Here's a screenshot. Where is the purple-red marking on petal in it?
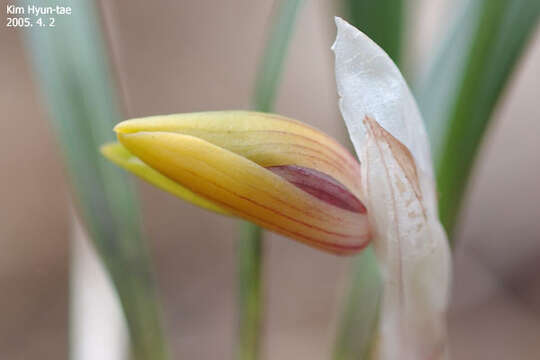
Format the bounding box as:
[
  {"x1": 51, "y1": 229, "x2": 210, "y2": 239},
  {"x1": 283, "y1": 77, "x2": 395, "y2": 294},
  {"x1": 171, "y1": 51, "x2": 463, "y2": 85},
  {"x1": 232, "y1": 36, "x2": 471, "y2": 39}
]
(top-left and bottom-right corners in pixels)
[{"x1": 267, "y1": 165, "x2": 366, "y2": 214}]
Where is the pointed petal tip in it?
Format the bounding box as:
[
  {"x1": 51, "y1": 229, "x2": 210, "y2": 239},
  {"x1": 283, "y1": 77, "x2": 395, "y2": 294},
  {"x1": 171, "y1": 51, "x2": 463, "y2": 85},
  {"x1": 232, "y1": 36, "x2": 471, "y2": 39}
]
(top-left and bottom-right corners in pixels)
[
  {"x1": 331, "y1": 16, "x2": 346, "y2": 51},
  {"x1": 332, "y1": 16, "x2": 381, "y2": 56},
  {"x1": 100, "y1": 140, "x2": 141, "y2": 168},
  {"x1": 113, "y1": 119, "x2": 141, "y2": 135},
  {"x1": 101, "y1": 139, "x2": 232, "y2": 216},
  {"x1": 113, "y1": 122, "x2": 123, "y2": 134},
  {"x1": 100, "y1": 141, "x2": 114, "y2": 154},
  {"x1": 100, "y1": 141, "x2": 123, "y2": 159},
  {"x1": 334, "y1": 16, "x2": 353, "y2": 31}
]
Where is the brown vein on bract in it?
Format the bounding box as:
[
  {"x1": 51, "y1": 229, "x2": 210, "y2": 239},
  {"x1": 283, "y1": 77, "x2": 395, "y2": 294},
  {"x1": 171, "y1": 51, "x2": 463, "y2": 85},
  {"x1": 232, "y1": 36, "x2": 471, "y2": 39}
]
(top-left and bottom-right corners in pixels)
[
  {"x1": 363, "y1": 116, "x2": 426, "y2": 220},
  {"x1": 363, "y1": 115, "x2": 405, "y2": 346}
]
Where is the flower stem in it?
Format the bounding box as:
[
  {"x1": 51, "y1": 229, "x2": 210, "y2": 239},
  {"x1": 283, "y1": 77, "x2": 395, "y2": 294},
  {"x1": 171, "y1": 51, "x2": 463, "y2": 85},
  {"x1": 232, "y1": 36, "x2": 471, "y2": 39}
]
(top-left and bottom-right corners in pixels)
[
  {"x1": 235, "y1": 1, "x2": 304, "y2": 359},
  {"x1": 236, "y1": 223, "x2": 263, "y2": 360},
  {"x1": 333, "y1": 247, "x2": 381, "y2": 360}
]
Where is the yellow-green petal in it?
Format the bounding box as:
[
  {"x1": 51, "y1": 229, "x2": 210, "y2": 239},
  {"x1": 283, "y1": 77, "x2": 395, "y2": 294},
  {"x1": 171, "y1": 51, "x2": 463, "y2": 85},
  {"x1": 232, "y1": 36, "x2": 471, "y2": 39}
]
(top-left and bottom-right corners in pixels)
[
  {"x1": 116, "y1": 130, "x2": 370, "y2": 254},
  {"x1": 114, "y1": 111, "x2": 364, "y2": 203},
  {"x1": 100, "y1": 142, "x2": 230, "y2": 215}
]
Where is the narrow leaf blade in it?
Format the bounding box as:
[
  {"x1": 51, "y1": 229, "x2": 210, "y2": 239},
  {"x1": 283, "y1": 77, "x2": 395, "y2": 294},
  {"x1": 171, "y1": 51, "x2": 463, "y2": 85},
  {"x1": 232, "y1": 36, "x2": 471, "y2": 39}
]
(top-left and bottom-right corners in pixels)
[
  {"x1": 417, "y1": 0, "x2": 540, "y2": 235},
  {"x1": 21, "y1": 1, "x2": 168, "y2": 359}
]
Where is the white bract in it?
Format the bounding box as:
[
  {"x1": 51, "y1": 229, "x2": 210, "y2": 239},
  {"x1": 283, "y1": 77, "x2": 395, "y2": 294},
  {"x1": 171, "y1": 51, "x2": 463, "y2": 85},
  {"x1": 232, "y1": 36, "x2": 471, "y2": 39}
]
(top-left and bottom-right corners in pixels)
[{"x1": 333, "y1": 17, "x2": 451, "y2": 360}]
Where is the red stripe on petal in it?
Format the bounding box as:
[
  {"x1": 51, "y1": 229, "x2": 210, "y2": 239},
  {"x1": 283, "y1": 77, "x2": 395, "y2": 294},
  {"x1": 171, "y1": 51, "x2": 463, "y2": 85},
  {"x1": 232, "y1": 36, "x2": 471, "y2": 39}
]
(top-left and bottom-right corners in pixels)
[{"x1": 267, "y1": 165, "x2": 367, "y2": 213}]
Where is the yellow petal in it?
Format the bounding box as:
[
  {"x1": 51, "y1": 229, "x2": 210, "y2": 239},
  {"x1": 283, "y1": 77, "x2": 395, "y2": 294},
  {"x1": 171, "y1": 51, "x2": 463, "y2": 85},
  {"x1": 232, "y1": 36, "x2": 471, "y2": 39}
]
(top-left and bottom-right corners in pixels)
[
  {"x1": 116, "y1": 130, "x2": 370, "y2": 254},
  {"x1": 100, "y1": 142, "x2": 230, "y2": 215},
  {"x1": 114, "y1": 111, "x2": 364, "y2": 204}
]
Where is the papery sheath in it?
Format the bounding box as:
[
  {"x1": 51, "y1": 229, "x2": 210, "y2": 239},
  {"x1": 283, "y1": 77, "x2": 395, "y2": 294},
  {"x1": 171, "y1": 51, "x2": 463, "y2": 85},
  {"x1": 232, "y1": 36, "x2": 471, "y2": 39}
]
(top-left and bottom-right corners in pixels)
[{"x1": 333, "y1": 17, "x2": 451, "y2": 360}]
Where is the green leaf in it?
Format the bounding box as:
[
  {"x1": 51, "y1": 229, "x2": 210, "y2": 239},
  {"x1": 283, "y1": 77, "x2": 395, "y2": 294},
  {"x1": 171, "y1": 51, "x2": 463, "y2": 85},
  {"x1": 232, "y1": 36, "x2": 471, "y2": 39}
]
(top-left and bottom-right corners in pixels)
[
  {"x1": 236, "y1": 223, "x2": 264, "y2": 360},
  {"x1": 417, "y1": 0, "x2": 540, "y2": 236},
  {"x1": 342, "y1": 0, "x2": 403, "y2": 63},
  {"x1": 333, "y1": 1, "x2": 403, "y2": 359},
  {"x1": 21, "y1": 1, "x2": 168, "y2": 359},
  {"x1": 252, "y1": 0, "x2": 305, "y2": 113},
  {"x1": 333, "y1": 247, "x2": 381, "y2": 360},
  {"x1": 236, "y1": 1, "x2": 304, "y2": 360}
]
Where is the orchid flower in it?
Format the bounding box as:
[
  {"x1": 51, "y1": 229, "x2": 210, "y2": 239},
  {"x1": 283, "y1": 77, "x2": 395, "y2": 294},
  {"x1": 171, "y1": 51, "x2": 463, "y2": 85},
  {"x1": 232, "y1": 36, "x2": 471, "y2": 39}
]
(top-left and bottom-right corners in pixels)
[
  {"x1": 101, "y1": 17, "x2": 450, "y2": 360},
  {"x1": 102, "y1": 111, "x2": 371, "y2": 255}
]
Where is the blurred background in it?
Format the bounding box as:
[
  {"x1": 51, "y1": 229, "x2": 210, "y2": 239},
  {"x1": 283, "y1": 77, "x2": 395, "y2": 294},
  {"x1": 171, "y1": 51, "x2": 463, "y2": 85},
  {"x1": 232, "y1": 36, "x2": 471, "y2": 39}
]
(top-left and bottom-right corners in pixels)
[{"x1": 1, "y1": 0, "x2": 539, "y2": 359}]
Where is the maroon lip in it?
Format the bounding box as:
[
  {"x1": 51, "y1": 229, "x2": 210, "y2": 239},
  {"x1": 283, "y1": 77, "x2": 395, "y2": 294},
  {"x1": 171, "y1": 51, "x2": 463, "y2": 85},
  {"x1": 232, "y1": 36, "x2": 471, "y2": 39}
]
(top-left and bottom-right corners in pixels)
[{"x1": 266, "y1": 165, "x2": 366, "y2": 214}]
